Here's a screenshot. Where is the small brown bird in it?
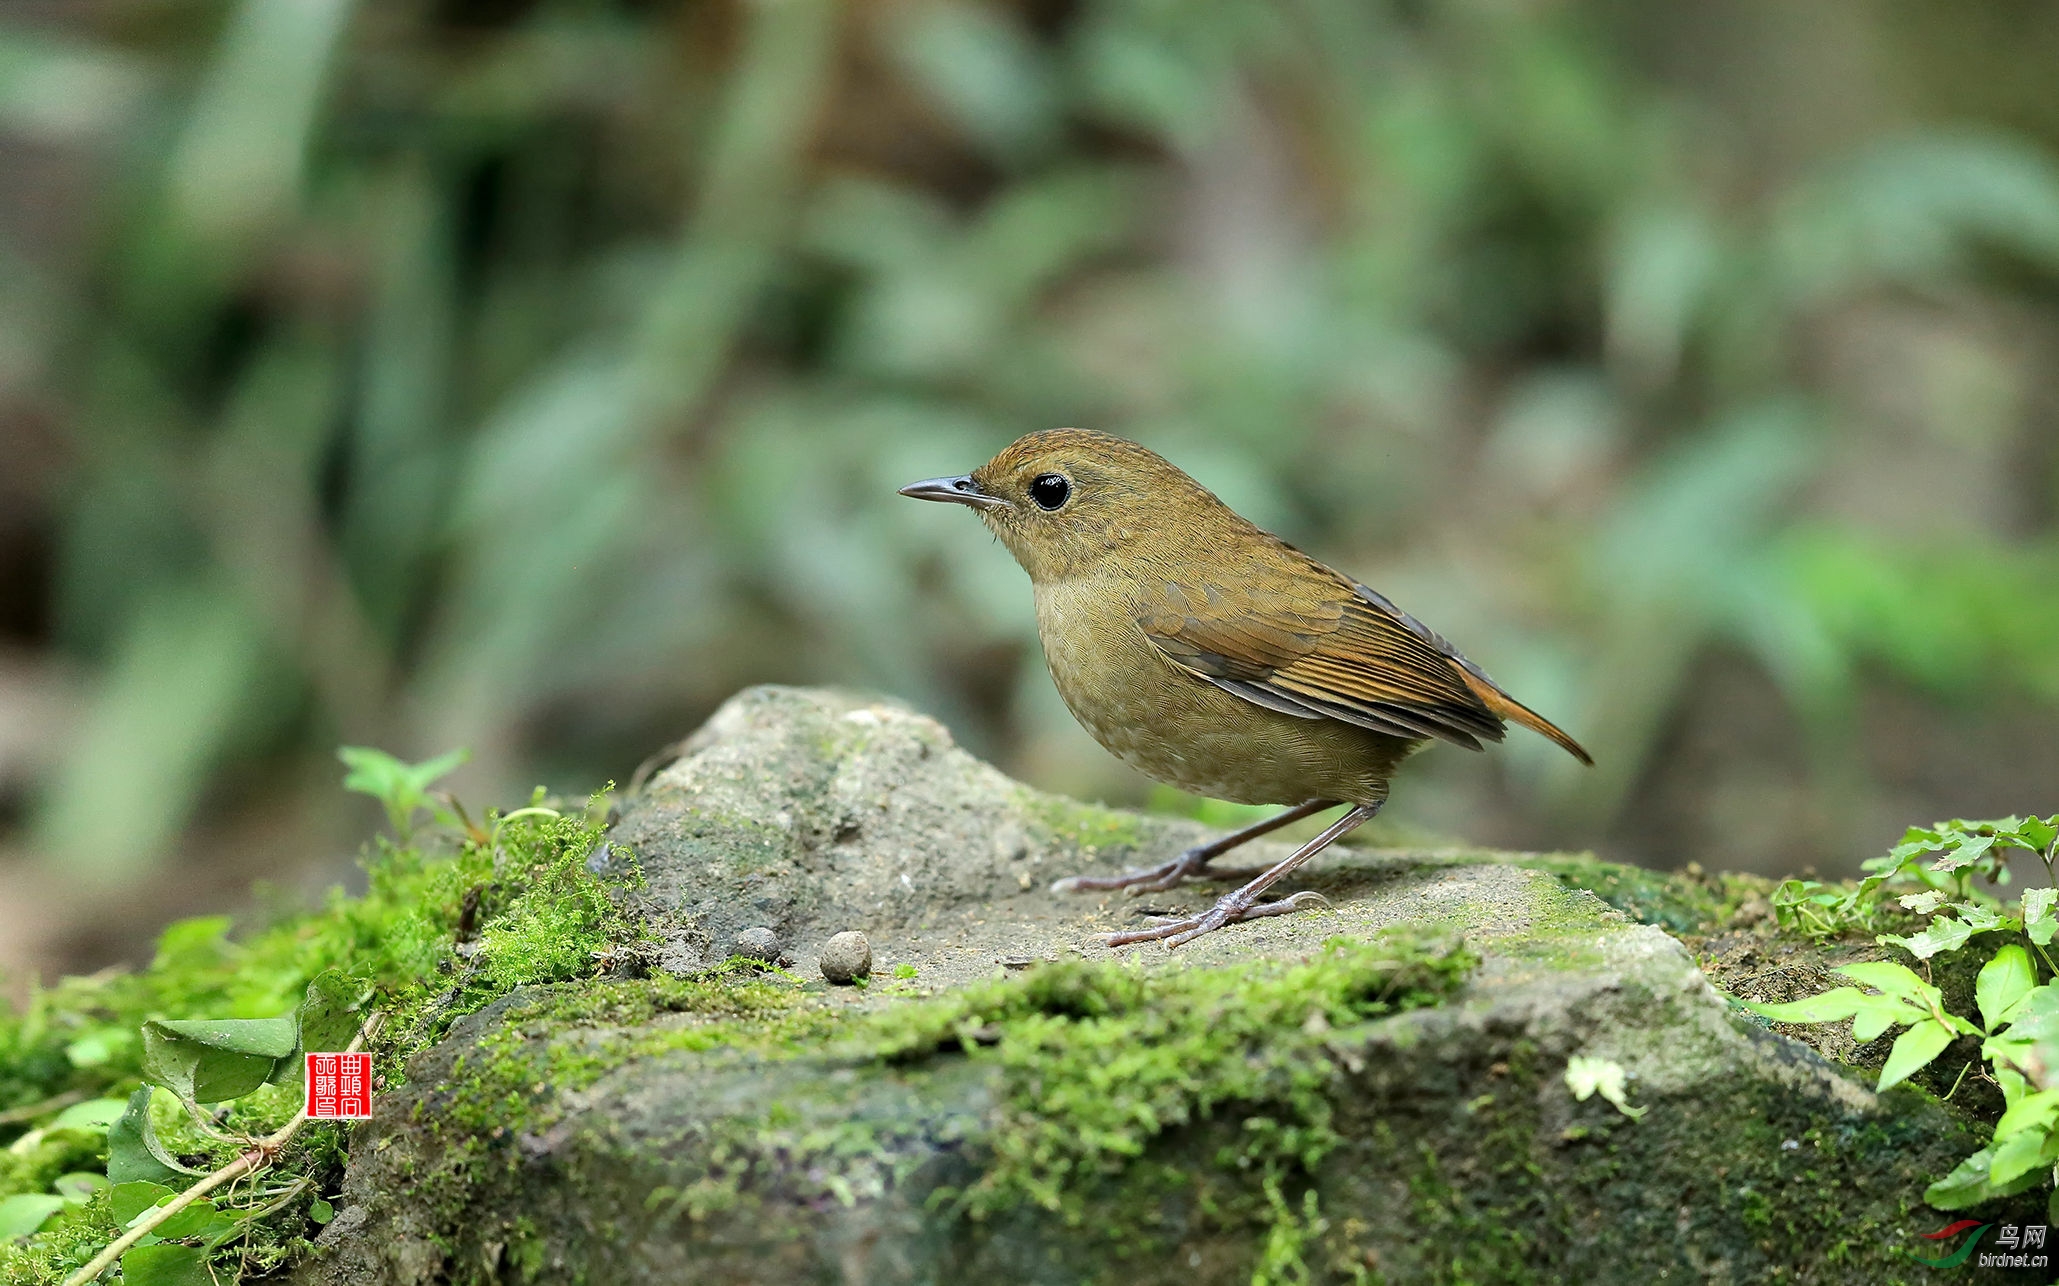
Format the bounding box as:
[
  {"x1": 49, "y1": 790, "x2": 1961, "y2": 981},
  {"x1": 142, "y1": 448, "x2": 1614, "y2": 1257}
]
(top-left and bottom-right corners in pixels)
[{"x1": 901, "y1": 429, "x2": 1591, "y2": 948}]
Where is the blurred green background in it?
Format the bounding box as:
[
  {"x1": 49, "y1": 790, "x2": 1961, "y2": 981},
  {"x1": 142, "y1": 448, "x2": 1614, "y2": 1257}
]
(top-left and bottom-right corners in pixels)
[{"x1": 1, "y1": 0, "x2": 2056, "y2": 980}]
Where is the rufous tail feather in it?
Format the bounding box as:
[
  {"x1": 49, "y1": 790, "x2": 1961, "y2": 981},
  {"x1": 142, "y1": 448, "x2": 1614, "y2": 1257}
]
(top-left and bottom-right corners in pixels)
[{"x1": 1458, "y1": 671, "x2": 1594, "y2": 766}]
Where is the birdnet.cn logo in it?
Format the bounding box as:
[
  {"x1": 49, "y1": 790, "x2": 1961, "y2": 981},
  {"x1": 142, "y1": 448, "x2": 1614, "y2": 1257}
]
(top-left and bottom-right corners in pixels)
[{"x1": 1913, "y1": 1219, "x2": 2049, "y2": 1270}]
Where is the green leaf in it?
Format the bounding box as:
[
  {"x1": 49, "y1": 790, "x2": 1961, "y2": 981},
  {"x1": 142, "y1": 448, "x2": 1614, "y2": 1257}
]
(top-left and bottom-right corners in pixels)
[
  {"x1": 1955, "y1": 902, "x2": 2007, "y2": 933},
  {"x1": 2022, "y1": 816, "x2": 2057, "y2": 853},
  {"x1": 2002, "y1": 982, "x2": 2059, "y2": 1042},
  {"x1": 1928, "y1": 1155, "x2": 1982, "y2": 1208},
  {"x1": 1835, "y1": 960, "x2": 1936, "y2": 1001},
  {"x1": 1979, "y1": 945, "x2": 2037, "y2": 1031},
  {"x1": 138, "y1": 971, "x2": 360, "y2": 1103},
  {"x1": 2033, "y1": 917, "x2": 2057, "y2": 947},
  {"x1": 1743, "y1": 984, "x2": 1927, "y2": 1042},
  {"x1": 1878, "y1": 1018, "x2": 1955, "y2": 1091},
  {"x1": 146, "y1": 1196, "x2": 217, "y2": 1240},
  {"x1": 1851, "y1": 994, "x2": 1927, "y2": 1042},
  {"x1": 1925, "y1": 1144, "x2": 2042, "y2": 1209},
  {"x1": 110, "y1": 1181, "x2": 176, "y2": 1224},
  {"x1": 1995, "y1": 1087, "x2": 2059, "y2": 1143},
  {"x1": 309, "y1": 1197, "x2": 334, "y2": 1224},
  {"x1": 1985, "y1": 1034, "x2": 2037, "y2": 1077},
  {"x1": 1898, "y1": 890, "x2": 1949, "y2": 914},
  {"x1": 141, "y1": 1014, "x2": 297, "y2": 1103},
  {"x1": 2022, "y1": 887, "x2": 2055, "y2": 928},
  {"x1": 1997, "y1": 1065, "x2": 2029, "y2": 1108},
  {"x1": 48, "y1": 1097, "x2": 127, "y2": 1132},
  {"x1": 199, "y1": 1209, "x2": 253, "y2": 1249},
  {"x1": 338, "y1": 745, "x2": 469, "y2": 836},
  {"x1": 0, "y1": 1193, "x2": 67, "y2": 1241},
  {"x1": 120, "y1": 1243, "x2": 212, "y2": 1286},
  {"x1": 107, "y1": 1088, "x2": 202, "y2": 1184},
  {"x1": 1932, "y1": 834, "x2": 1995, "y2": 873},
  {"x1": 1989, "y1": 1124, "x2": 2054, "y2": 1187},
  {"x1": 65, "y1": 1028, "x2": 132, "y2": 1068},
  {"x1": 1738, "y1": 988, "x2": 1867, "y2": 1025},
  {"x1": 1891, "y1": 825, "x2": 1944, "y2": 860},
  {"x1": 1878, "y1": 916, "x2": 1973, "y2": 960},
  {"x1": 285, "y1": 970, "x2": 365, "y2": 1087},
  {"x1": 53, "y1": 1173, "x2": 106, "y2": 1204}
]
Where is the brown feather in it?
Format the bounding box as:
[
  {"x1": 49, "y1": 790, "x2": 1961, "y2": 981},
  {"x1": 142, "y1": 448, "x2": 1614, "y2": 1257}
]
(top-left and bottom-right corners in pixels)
[
  {"x1": 1457, "y1": 669, "x2": 1595, "y2": 766},
  {"x1": 1137, "y1": 549, "x2": 1515, "y2": 755}
]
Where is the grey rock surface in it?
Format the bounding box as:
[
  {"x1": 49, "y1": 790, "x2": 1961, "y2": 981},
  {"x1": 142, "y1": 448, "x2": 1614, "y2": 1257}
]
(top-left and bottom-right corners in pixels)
[{"x1": 299, "y1": 686, "x2": 2008, "y2": 1285}]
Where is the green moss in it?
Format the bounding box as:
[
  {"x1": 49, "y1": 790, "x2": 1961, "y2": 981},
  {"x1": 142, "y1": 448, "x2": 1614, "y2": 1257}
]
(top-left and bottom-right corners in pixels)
[
  {"x1": 1284, "y1": 1035, "x2": 2019, "y2": 1284},
  {"x1": 866, "y1": 933, "x2": 1473, "y2": 1228},
  {"x1": 1394, "y1": 1042, "x2": 1556, "y2": 1284},
  {"x1": 469, "y1": 813, "x2": 647, "y2": 997},
  {"x1": 396, "y1": 933, "x2": 1473, "y2": 1284},
  {"x1": 1516, "y1": 853, "x2": 1772, "y2": 936},
  {"x1": 660, "y1": 806, "x2": 792, "y2": 871},
  {"x1": 1013, "y1": 787, "x2": 1150, "y2": 856},
  {"x1": 579, "y1": 934, "x2": 1471, "y2": 1283},
  {"x1": 438, "y1": 970, "x2": 833, "y2": 1137},
  {"x1": 0, "y1": 1193, "x2": 121, "y2": 1285}
]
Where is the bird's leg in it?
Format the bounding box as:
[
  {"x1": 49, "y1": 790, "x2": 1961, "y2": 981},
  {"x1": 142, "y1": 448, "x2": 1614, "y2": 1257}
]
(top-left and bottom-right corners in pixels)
[
  {"x1": 1104, "y1": 801, "x2": 1380, "y2": 949},
  {"x1": 1050, "y1": 799, "x2": 1337, "y2": 896}
]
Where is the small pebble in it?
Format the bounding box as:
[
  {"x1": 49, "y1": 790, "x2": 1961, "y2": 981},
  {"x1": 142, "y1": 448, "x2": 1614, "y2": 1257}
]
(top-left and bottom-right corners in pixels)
[
  {"x1": 820, "y1": 930, "x2": 873, "y2": 984},
  {"x1": 733, "y1": 926, "x2": 780, "y2": 963}
]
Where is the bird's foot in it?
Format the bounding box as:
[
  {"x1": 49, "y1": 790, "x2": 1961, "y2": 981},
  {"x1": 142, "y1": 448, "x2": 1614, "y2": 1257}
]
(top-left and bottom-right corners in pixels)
[
  {"x1": 1104, "y1": 889, "x2": 1331, "y2": 949},
  {"x1": 1049, "y1": 845, "x2": 1216, "y2": 896}
]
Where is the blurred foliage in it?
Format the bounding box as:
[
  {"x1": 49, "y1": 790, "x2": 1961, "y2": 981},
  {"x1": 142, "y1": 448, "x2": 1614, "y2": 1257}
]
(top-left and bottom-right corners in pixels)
[{"x1": 0, "y1": 0, "x2": 2056, "y2": 924}]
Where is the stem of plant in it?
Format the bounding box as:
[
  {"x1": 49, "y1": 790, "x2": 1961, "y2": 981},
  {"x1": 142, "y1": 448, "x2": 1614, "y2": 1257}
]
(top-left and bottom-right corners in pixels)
[
  {"x1": 491, "y1": 806, "x2": 562, "y2": 844},
  {"x1": 2032, "y1": 938, "x2": 2059, "y2": 982},
  {"x1": 0, "y1": 1088, "x2": 87, "y2": 1127},
  {"x1": 61, "y1": 1011, "x2": 383, "y2": 1286}
]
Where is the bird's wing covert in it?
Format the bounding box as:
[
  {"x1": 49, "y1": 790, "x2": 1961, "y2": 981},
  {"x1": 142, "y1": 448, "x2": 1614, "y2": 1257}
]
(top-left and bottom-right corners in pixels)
[{"x1": 1137, "y1": 571, "x2": 1507, "y2": 751}]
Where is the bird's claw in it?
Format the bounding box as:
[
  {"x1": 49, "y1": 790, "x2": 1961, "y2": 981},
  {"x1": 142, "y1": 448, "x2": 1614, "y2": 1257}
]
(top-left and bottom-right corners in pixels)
[{"x1": 1102, "y1": 889, "x2": 1331, "y2": 949}]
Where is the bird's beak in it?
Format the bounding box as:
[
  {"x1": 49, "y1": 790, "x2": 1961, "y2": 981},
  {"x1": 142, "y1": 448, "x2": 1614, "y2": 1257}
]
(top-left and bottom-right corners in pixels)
[{"x1": 897, "y1": 474, "x2": 1008, "y2": 511}]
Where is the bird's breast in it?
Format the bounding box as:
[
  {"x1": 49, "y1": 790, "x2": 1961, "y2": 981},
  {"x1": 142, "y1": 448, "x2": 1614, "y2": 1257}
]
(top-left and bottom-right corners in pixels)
[{"x1": 1030, "y1": 577, "x2": 1405, "y2": 807}]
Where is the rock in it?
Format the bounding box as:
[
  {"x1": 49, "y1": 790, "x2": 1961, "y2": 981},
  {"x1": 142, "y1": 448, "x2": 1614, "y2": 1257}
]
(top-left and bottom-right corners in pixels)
[
  {"x1": 731, "y1": 926, "x2": 780, "y2": 963},
  {"x1": 298, "y1": 686, "x2": 2028, "y2": 1286},
  {"x1": 818, "y1": 930, "x2": 871, "y2": 983}
]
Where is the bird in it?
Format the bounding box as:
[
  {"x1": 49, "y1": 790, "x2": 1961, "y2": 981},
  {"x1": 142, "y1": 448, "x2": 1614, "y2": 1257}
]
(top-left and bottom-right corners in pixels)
[{"x1": 899, "y1": 428, "x2": 1591, "y2": 948}]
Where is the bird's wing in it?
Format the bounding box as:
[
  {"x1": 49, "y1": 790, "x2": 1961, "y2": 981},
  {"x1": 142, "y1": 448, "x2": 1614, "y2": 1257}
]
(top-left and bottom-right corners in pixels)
[{"x1": 1136, "y1": 561, "x2": 1508, "y2": 751}]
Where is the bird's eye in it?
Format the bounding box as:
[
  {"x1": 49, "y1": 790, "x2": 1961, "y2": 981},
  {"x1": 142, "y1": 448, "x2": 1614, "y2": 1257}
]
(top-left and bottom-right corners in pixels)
[{"x1": 1029, "y1": 473, "x2": 1071, "y2": 511}]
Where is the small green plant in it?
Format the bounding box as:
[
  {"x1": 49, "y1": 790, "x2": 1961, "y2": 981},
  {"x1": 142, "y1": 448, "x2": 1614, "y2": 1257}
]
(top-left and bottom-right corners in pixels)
[
  {"x1": 1743, "y1": 814, "x2": 2059, "y2": 1216},
  {"x1": 336, "y1": 746, "x2": 471, "y2": 842},
  {"x1": 1771, "y1": 816, "x2": 2059, "y2": 944},
  {"x1": 1563, "y1": 1055, "x2": 1646, "y2": 1120},
  {"x1": 42, "y1": 972, "x2": 370, "y2": 1285}
]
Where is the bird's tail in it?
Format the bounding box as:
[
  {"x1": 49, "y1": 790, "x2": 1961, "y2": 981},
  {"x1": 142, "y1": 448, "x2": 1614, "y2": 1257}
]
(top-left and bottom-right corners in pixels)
[{"x1": 1456, "y1": 668, "x2": 1594, "y2": 766}]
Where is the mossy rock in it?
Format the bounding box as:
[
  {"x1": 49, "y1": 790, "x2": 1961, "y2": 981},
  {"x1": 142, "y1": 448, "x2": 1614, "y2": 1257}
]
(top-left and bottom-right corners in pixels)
[{"x1": 296, "y1": 687, "x2": 2022, "y2": 1285}]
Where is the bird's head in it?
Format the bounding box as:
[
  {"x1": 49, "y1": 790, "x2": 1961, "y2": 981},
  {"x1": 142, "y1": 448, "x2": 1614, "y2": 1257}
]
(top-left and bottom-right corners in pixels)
[{"x1": 899, "y1": 428, "x2": 1231, "y2": 582}]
